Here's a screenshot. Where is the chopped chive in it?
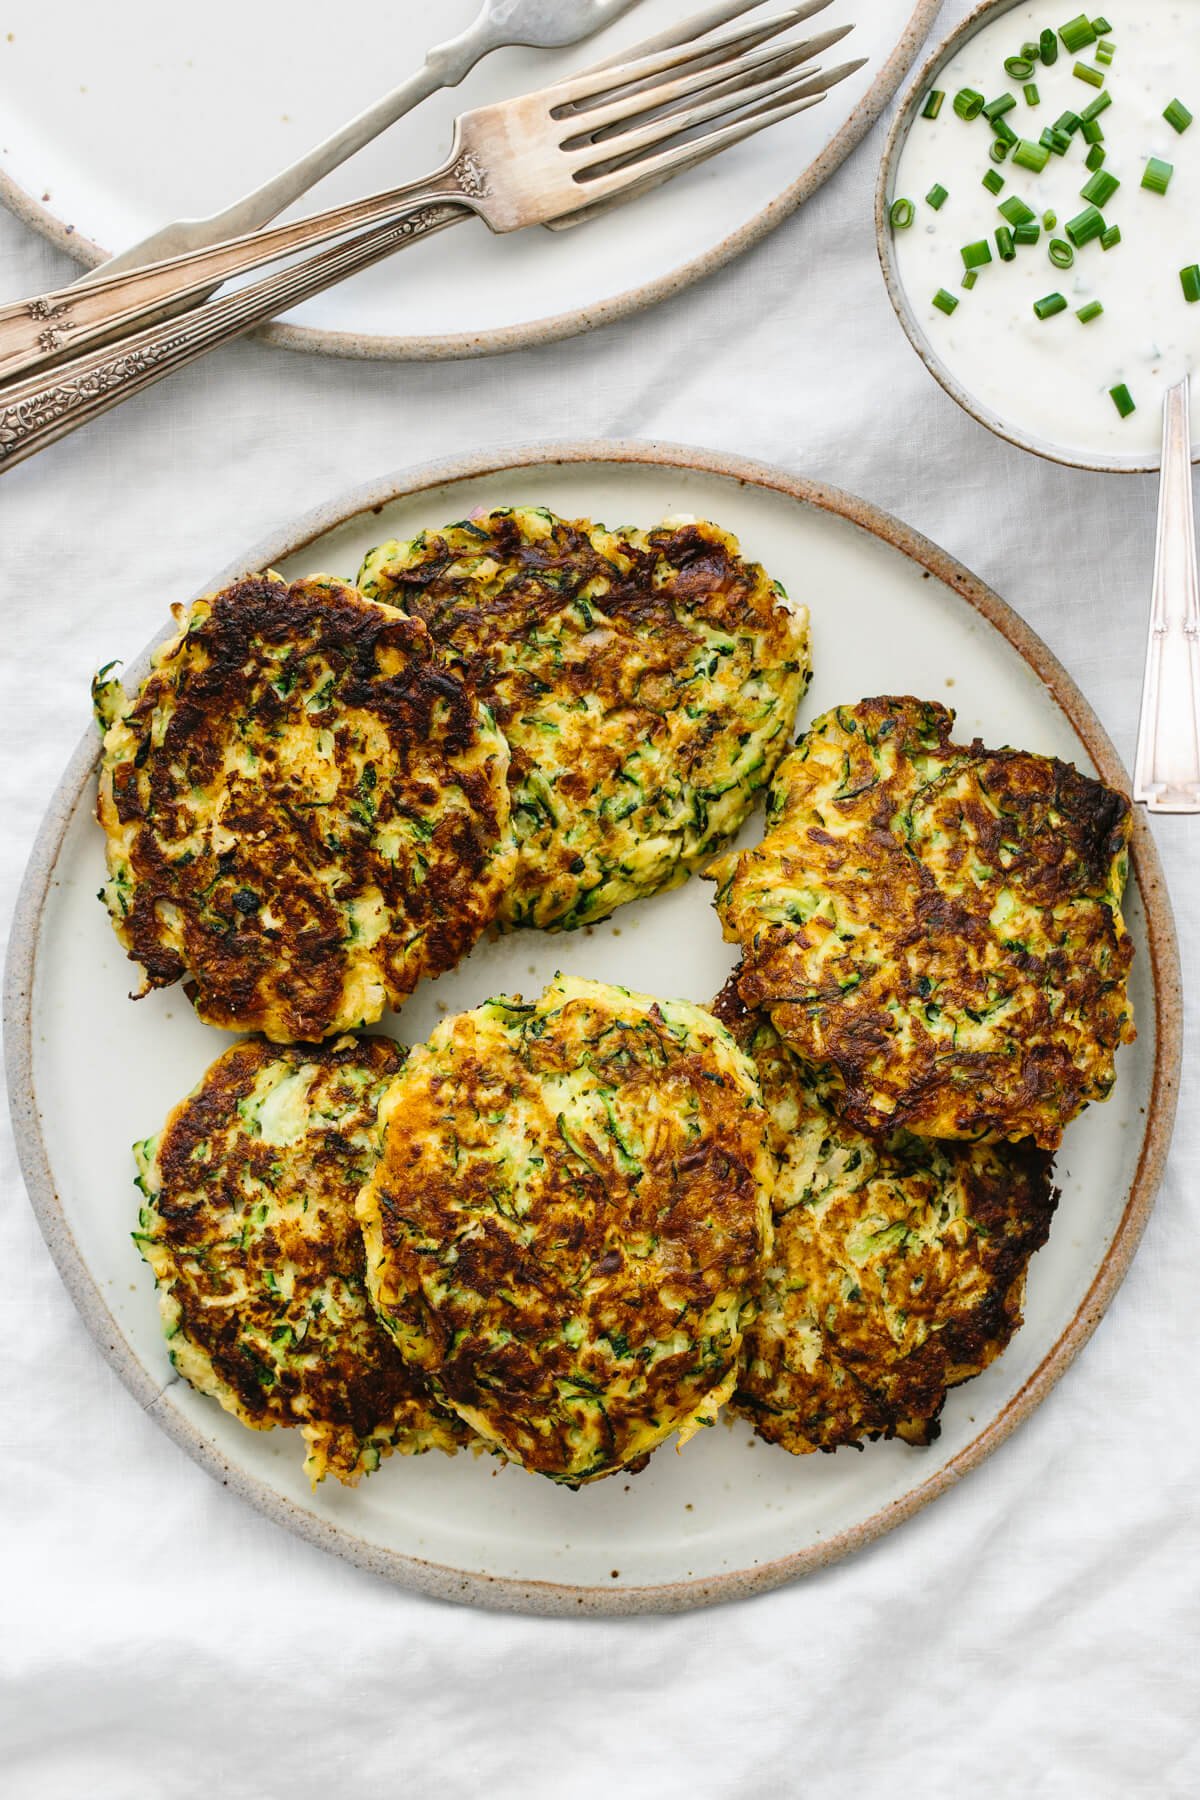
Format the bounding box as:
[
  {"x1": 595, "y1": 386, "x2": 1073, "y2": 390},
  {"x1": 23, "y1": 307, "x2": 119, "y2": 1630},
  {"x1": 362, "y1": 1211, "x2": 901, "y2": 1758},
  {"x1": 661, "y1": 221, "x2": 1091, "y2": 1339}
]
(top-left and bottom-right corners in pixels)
[
  {"x1": 1076, "y1": 300, "x2": 1104, "y2": 322},
  {"x1": 992, "y1": 117, "x2": 1019, "y2": 148},
  {"x1": 1040, "y1": 27, "x2": 1059, "y2": 64},
  {"x1": 999, "y1": 194, "x2": 1037, "y2": 227},
  {"x1": 932, "y1": 288, "x2": 959, "y2": 315},
  {"x1": 1053, "y1": 109, "x2": 1083, "y2": 135},
  {"x1": 1025, "y1": 83, "x2": 1041, "y2": 107},
  {"x1": 1080, "y1": 90, "x2": 1112, "y2": 121},
  {"x1": 1065, "y1": 203, "x2": 1106, "y2": 246},
  {"x1": 961, "y1": 239, "x2": 993, "y2": 269},
  {"x1": 1110, "y1": 383, "x2": 1135, "y2": 417},
  {"x1": 1180, "y1": 264, "x2": 1200, "y2": 303},
  {"x1": 989, "y1": 139, "x2": 1010, "y2": 163},
  {"x1": 982, "y1": 168, "x2": 1006, "y2": 195},
  {"x1": 1085, "y1": 143, "x2": 1106, "y2": 170},
  {"x1": 1081, "y1": 169, "x2": 1120, "y2": 206},
  {"x1": 1142, "y1": 157, "x2": 1174, "y2": 195},
  {"x1": 1005, "y1": 56, "x2": 1035, "y2": 80},
  {"x1": 1041, "y1": 126, "x2": 1072, "y2": 155},
  {"x1": 1013, "y1": 221, "x2": 1041, "y2": 245},
  {"x1": 1022, "y1": 39, "x2": 1041, "y2": 60},
  {"x1": 983, "y1": 93, "x2": 1018, "y2": 121},
  {"x1": 890, "y1": 196, "x2": 915, "y2": 228},
  {"x1": 1012, "y1": 138, "x2": 1051, "y2": 172},
  {"x1": 1043, "y1": 210, "x2": 1058, "y2": 228},
  {"x1": 1100, "y1": 223, "x2": 1122, "y2": 250},
  {"x1": 1090, "y1": 15, "x2": 1111, "y2": 32},
  {"x1": 954, "y1": 87, "x2": 985, "y2": 120},
  {"x1": 926, "y1": 182, "x2": 949, "y2": 210},
  {"x1": 1049, "y1": 238, "x2": 1075, "y2": 268},
  {"x1": 1073, "y1": 61, "x2": 1105, "y2": 88},
  {"x1": 1164, "y1": 99, "x2": 1193, "y2": 134},
  {"x1": 962, "y1": 269, "x2": 979, "y2": 290},
  {"x1": 921, "y1": 89, "x2": 945, "y2": 119},
  {"x1": 1059, "y1": 15, "x2": 1097, "y2": 54},
  {"x1": 996, "y1": 225, "x2": 1016, "y2": 260},
  {"x1": 1034, "y1": 292, "x2": 1068, "y2": 319},
  {"x1": 1081, "y1": 117, "x2": 1105, "y2": 144},
  {"x1": 1095, "y1": 40, "x2": 1115, "y2": 65}
]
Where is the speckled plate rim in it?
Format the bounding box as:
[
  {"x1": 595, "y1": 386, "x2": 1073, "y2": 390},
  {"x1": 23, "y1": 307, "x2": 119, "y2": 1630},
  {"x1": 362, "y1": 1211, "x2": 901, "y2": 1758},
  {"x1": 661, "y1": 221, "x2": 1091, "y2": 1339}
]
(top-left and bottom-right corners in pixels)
[
  {"x1": 875, "y1": 0, "x2": 1192, "y2": 475},
  {"x1": 3, "y1": 437, "x2": 1181, "y2": 1616},
  {"x1": 0, "y1": 0, "x2": 942, "y2": 363}
]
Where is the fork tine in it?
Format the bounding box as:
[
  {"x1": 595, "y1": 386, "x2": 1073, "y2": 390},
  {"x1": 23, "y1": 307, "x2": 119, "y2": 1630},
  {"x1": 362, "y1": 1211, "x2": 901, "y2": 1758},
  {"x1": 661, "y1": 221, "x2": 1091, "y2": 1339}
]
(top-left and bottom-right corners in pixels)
[
  {"x1": 548, "y1": 58, "x2": 866, "y2": 230},
  {"x1": 576, "y1": 25, "x2": 854, "y2": 145},
  {"x1": 564, "y1": 25, "x2": 852, "y2": 144},
  {"x1": 568, "y1": 47, "x2": 845, "y2": 167},
  {"x1": 581, "y1": 0, "x2": 835, "y2": 77},
  {"x1": 547, "y1": 5, "x2": 829, "y2": 110},
  {"x1": 705, "y1": 55, "x2": 865, "y2": 123},
  {"x1": 553, "y1": 9, "x2": 821, "y2": 125},
  {"x1": 572, "y1": 59, "x2": 865, "y2": 199}
]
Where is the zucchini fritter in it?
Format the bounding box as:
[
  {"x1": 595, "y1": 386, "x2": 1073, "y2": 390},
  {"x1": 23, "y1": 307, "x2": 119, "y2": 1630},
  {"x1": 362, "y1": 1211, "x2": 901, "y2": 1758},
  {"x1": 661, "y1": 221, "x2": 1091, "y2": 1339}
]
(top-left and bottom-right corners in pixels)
[
  {"x1": 134, "y1": 1035, "x2": 470, "y2": 1486},
  {"x1": 358, "y1": 508, "x2": 810, "y2": 929},
  {"x1": 714, "y1": 982, "x2": 1058, "y2": 1453},
  {"x1": 94, "y1": 573, "x2": 513, "y2": 1042},
  {"x1": 357, "y1": 974, "x2": 773, "y2": 1485},
  {"x1": 708, "y1": 697, "x2": 1134, "y2": 1148}
]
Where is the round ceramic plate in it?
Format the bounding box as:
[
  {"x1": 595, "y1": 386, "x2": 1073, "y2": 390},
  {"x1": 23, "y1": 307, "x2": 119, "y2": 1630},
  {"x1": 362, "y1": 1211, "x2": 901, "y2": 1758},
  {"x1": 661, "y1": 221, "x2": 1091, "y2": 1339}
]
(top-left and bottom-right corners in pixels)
[
  {"x1": 0, "y1": 0, "x2": 941, "y2": 360},
  {"x1": 5, "y1": 442, "x2": 1180, "y2": 1616}
]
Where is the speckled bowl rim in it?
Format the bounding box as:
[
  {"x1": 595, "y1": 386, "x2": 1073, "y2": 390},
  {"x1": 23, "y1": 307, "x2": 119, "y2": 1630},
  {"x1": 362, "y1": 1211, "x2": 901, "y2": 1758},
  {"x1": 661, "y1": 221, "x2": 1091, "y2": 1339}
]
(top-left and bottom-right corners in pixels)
[
  {"x1": 0, "y1": 0, "x2": 942, "y2": 363},
  {"x1": 875, "y1": 0, "x2": 1192, "y2": 475},
  {"x1": 3, "y1": 438, "x2": 1181, "y2": 1616}
]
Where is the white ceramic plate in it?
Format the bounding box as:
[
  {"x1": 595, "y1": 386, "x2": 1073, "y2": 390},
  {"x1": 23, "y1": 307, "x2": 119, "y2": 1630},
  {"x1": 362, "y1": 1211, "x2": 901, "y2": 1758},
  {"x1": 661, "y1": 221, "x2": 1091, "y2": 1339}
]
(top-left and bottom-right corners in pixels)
[
  {"x1": 0, "y1": 0, "x2": 941, "y2": 359},
  {"x1": 5, "y1": 443, "x2": 1179, "y2": 1615}
]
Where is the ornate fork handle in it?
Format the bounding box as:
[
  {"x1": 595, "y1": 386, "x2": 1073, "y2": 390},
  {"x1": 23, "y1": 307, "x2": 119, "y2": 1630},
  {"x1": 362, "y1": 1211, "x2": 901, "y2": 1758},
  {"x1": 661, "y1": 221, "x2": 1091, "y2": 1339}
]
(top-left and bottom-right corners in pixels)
[
  {"x1": 0, "y1": 153, "x2": 487, "y2": 385},
  {"x1": 0, "y1": 206, "x2": 464, "y2": 472}
]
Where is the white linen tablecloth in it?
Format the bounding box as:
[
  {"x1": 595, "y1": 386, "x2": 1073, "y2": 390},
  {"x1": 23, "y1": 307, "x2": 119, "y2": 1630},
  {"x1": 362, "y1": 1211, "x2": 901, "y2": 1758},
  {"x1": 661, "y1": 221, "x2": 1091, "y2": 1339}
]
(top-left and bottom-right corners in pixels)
[{"x1": 2, "y1": 3, "x2": 1197, "y2": 1791}]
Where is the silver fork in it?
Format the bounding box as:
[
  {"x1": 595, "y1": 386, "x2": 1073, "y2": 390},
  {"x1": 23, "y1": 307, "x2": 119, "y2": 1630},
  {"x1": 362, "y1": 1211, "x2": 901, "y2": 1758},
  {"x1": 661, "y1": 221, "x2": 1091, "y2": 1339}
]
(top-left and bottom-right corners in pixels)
[
  {"x1": 62, "y1": 2, "x2": 828, "y2": 351},
  {"x1": 80, "y1": 1, "x2": 809, "y2": 289},
  {"x1": 0, "y1": 6, "x2": 856, "y2": 386}
]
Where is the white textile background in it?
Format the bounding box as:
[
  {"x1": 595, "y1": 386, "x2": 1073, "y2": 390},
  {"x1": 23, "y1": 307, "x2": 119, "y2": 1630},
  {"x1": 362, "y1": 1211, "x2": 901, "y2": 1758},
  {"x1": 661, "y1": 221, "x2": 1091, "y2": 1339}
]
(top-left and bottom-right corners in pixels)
[{"x1": 2, "y1": 2, "x2": 1197, "y2": 1792}]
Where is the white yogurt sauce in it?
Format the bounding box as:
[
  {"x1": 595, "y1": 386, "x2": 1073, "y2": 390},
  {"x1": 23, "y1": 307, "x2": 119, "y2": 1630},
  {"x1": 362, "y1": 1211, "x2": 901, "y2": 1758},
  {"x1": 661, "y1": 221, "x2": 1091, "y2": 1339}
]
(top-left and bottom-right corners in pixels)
[{"x1": 891, "y1": 1, "x2": 1200, "y2": 462}]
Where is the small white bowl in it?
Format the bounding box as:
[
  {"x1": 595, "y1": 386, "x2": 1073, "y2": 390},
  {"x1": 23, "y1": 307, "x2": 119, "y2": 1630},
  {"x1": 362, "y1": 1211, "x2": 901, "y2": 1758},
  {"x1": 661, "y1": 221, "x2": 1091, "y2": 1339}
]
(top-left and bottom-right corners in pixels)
[{"x1": 875, "y1": 0, "x2": 1195, "y2": 474}]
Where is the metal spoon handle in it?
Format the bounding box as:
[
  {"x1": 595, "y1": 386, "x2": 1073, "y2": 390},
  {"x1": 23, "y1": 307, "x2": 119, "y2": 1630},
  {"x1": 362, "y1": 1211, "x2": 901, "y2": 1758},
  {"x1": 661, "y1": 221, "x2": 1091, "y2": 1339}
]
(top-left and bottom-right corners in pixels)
[
  {"x1": 0, "y1": 150, "x2": 480, "y2": 384},
  {"x1": 78, "y1": 27, "x2": 488, "y2": 280},
  {"x1": 1134, "y1": 376, "x2": 1200, "y2": 813}
]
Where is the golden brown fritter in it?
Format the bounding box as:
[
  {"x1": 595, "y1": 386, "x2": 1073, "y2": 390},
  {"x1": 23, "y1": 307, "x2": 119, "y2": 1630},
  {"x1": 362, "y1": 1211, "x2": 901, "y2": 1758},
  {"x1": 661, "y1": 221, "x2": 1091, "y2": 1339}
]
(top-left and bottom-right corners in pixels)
[
  {"x1": 713, "y1": 981, "x2": 1058, "y2": 1454},
  {"x1": 133, "y1": 1034, "x2": 471, "y2": 1486},
  {"x1": 707, "y1": 697, "x2": 1134, "y2": 1148},
  {"x1": 94, "y1": 573, "x2": 513, "y2": 1042},
  {"x1": 358, "y1": 507, "x2": 810, "y2": 929},
  {"x1": 357, "y1": 974, "x2": 774, "y2": 1485}
]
